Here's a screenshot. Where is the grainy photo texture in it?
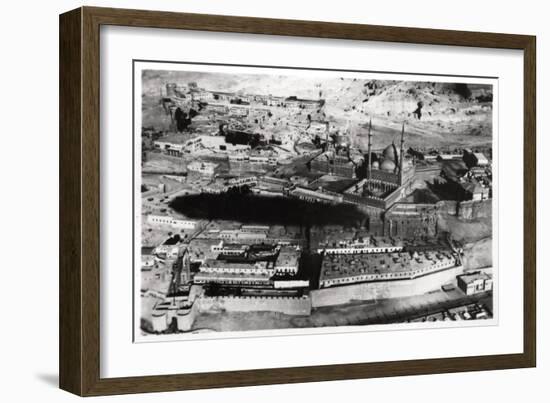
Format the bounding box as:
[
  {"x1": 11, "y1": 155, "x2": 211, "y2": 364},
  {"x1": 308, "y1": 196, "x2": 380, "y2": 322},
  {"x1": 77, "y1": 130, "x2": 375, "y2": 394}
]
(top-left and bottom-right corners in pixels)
[{"x1": 137, "y1": 64, "x2": 495, "y2": 340}]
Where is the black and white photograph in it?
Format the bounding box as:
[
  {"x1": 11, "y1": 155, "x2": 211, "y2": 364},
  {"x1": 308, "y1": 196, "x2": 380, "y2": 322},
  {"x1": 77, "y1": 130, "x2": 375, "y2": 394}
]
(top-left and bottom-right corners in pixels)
[{"x1": 135, "y1": 62, "x2": 496, "y2": 340}]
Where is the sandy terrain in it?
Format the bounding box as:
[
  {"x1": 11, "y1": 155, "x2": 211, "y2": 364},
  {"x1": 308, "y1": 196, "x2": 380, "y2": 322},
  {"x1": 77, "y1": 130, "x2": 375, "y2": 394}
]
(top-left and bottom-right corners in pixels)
[
  {"x1": 142, "y1": 70, "x2": 493, "y2": 150},
  {"x1": 462, "y1": 237, "x2": 493, "y2": 270}
]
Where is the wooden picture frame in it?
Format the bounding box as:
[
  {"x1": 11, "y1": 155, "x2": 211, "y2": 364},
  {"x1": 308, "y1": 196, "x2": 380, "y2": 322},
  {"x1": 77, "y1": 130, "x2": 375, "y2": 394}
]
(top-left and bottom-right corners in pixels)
[{"x1": 59, "y1": 6, "x2": 536, "y2": 396}]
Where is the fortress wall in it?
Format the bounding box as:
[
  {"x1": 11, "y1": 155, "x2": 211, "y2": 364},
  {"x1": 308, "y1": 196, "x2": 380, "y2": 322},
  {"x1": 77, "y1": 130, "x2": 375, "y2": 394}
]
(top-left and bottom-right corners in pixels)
[
  {"x1": 436, "y1": 200, "x2": 459, "y2": 215},
  {"x1": 457, "y1": 199, "x2": 492, "y2": 220},
  {"x1": 311, "y1": 265, "x2": 464, "y2": 307},
  {"x1": 436, "y1": 199, "x2": 492, "y2": 220},
  {"x1": 198, "y1": 295, "x2": 312, "y2": 316},
  {"x1": 176, "y1": 302, "x2": 199, "y2": 331}
]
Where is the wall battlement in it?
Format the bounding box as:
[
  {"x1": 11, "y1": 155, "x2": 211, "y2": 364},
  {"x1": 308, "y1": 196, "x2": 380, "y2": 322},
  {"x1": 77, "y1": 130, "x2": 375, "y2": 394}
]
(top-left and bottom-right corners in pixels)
[{"x1": 198, "y1": 295, "x2": 311, "y2": 316}]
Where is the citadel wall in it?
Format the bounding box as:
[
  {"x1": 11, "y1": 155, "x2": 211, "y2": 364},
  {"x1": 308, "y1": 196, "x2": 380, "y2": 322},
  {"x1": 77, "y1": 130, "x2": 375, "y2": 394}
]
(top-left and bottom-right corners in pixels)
[
  {"x1": 198, "y1": 295, "x2": 312, "y2": 316},
  {"x1": 436, "y1": 199, "x2": 492, "y2": 220},
  {"x1": 311, "y1": 265, "x2": 464, "y2": 307}
]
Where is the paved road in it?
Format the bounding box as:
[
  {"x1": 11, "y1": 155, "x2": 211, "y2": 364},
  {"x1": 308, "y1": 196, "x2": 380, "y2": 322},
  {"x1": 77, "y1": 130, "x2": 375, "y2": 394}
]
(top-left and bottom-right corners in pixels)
[{"x1": 290, "y1": 289, "x2": 493, "y2": 328}]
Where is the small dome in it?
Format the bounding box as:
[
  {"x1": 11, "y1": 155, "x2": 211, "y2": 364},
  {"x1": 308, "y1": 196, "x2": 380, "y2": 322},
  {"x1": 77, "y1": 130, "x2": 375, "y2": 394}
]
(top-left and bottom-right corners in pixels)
[
  {"x1": 382, "y1": 143, "x2": 400, "y2": 162},
  {"x1": 371, "y1": 161, "x2": 380, "y2": 169},
  {"x1": 380, "y1": 159, "x2": 396, "y2": 172},
  {"x1": 335, "y1": 134, "x2": 347, "y2": 146}
]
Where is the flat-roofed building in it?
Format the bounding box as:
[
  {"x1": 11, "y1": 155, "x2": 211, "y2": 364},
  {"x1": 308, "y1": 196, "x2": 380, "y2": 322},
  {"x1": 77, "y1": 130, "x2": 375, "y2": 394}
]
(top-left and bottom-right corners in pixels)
[
  {"x1": 318, "y1": 236, "x2": 403, "y2": 255},
  {"x1": 319, "y1": 249, "x2": 459, "y2": 288},
  {"x1": 241, "y1": 225, "x2": 270, "y2": 233},
  {"x1": 200, "y1": 259, "x2": 274, "y2": 276},
  {"x1": 226, "y1": 176, "x2": 258, "y2": 188},
  {"x1": 141, "y1": 254, "x2": 155, "y2": 268},
  {"x1": 463, "y1": 149, "x2": 490, "y2": 168},
  {"x1": 258, "y1": 176, "x2": 291, "y2": 192},
  {"x1": 193, "y1": 259, "x2": 275, "y2": 286},
  {"x1": 287, "y1": 185, "x2": 344, "y2": 204},
  {"x1": 457, "y1": 272, "x2": 493, "y2": 295},
  {"x1": 274, "y1": 246, "x2": 301, "y2": 275},
  {"x1": 193, "y1": 271, "x2": 272, "y2": 286},
  {"x1": 154, "y1": 136, "x2": 187, "y2": 157},
  {"x1": 184, "y1": 135, "x2": 250, "y2": 154},
  {"x1": 284, "y1": 96, "x2": 323, "y2": 112},
  {"x1": 147, "y1": 214, "x2": 197, "y2": 229},
  {"x1": 205, "y1": 103, "x2": 228, "y2": 113},
  {"x1": 218, "y1": 243, "x2": 249, "y2": 257},
  {"x1": 188, "y1": 239, "x2": 224, "y2": 263},
  {"x1": 187, "y1": 161, "x2": 219, "y2": 176},
  {"x1": 153, "y1": 244, "x2": 181, "y2": 260}
]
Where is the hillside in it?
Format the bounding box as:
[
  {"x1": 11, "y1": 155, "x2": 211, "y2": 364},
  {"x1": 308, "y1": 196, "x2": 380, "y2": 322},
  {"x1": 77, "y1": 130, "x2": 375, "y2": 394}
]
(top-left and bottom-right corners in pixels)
[{"x1": 142, "y1": 69, "x2": 493, "y2": 150}]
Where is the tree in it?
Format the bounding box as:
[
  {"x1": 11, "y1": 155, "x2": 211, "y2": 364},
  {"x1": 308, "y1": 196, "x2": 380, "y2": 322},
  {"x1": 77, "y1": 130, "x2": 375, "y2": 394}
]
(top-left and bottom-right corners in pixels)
[
  {"x1": 174, "y1": 107, "x2": 191, "y2": 132},
  {"x1": 412, "y1": 101, "x2": 424, "y2": 120},
  {"x1": 313, "y1": 135, "x2": 321, "y2": 148}
]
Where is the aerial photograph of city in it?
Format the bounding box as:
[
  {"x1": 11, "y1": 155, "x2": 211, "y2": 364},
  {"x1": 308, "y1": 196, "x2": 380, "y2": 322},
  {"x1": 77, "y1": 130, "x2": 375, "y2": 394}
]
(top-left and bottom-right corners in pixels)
[{"x1": 136, "y1": 64, "x2": 495, "y2": 340}]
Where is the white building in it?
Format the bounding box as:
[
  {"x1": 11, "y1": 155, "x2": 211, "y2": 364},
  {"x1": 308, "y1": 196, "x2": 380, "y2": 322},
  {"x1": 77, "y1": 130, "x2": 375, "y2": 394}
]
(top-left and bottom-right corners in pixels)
[
  {"x1": 457, "y1": 272, "x2": 493, "y2": 295},
  {"x1": 274, "y1": 246, "x2": 301, "y2": 274},
  {"x1": 147, "y1": 214, "x2": 197, "y2": 230},
  {"x1": 318, "y1": 240, "x2": 403, "y2": 255},
  {"x1": 273, "y1": 279, "x2": 310, "y2": 289},
  {"x1": 191, "y1": 90, "x2": 214, "y2": 102},
  {"x1": 184, "y1": 135, "x2": 250, "y2": 154},
  {"x1": 187, "y1": 161, "x2": 219, "y2": 176},
  {"x1": 227, "y1": 176, "x2": 258, "y2": 187},
  {"x1": 153, "y1": 244, "x2": 181, "y2": 259},
  {"x1": 473, "y1": 152, "x2": 489, "y2": 166},
  {"x1": 141, "y1": 255, "x2": 155, "y2": 268},
  {"x1": 200, "y1": 259, "x2": 274, "y2": 276},
  {"x1": 153, "y1": 140, "x2": 186, "y2": 154},
  {"x1": 215, "y1": 243, "x2": 249, "y2": 256}
]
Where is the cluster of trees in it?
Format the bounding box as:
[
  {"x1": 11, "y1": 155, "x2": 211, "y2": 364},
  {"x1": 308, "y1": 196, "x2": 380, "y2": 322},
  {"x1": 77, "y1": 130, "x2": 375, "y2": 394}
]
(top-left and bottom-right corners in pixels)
[
  {"x1": 226, "y1": 184, "x2": 252, "y2": 195},
  {"x1": 224, "y1": 131, "x2": 262, "y2": 148},
  {"x1": 174, "y1": 107, "x2": 198, "y2": 132}
]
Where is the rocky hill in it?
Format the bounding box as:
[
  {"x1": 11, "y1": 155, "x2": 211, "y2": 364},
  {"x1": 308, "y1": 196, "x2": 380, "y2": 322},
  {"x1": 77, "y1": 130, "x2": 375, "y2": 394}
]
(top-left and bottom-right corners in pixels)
[{"x1": 142, "y1": 70, "x2": 494, "y2": 150}]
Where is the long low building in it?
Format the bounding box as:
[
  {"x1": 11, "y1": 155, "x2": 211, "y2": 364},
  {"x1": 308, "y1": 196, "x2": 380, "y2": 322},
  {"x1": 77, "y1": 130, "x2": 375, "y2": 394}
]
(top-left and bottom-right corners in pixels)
[
  {"x1": 311, "y1": 264, "x2": 465, "y2": 307},
  {"x1": 319, "y1": 249, "x2": 460, "y2": 288},
  {"x1": 457, "y1": 272, "x2": 493, "y2": 295},
  {"x1": 147, "y1": 214, "x2": 197, "y2": 229},
  {"x1": 286, "y1": 185, "x2": 344, "y2": 204},
  {"x1": 193, "y1": 271, "x2": 272, "y2": 286},
  {"x1": 199, "y1": 259, "x2": 275, "y2": 276},
  {"x1": 317, "y1": 236, "x2": 403, "y2": 254},
  {"x1": 184, "y1": 135, "x2": 251, "y2": 154}
]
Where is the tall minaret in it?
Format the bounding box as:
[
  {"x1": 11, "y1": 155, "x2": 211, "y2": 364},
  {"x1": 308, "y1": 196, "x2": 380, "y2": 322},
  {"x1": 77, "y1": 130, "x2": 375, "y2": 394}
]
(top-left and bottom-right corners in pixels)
[
  {"x1": 399, "y1": 122, "x2": 405, "y2": 185},
  {"x1": 367, "y1": 118, "x2": 373, "y2": 181},
  {"x1": 325, "y1": 121, "x2": 330, "y2": 150}
]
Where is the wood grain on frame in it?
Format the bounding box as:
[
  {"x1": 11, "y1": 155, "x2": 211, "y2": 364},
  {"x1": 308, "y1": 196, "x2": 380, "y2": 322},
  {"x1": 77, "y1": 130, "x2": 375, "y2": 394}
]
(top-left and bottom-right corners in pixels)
[{"x1": 59, "y1": 6, "x2": 536, "y2": 396}]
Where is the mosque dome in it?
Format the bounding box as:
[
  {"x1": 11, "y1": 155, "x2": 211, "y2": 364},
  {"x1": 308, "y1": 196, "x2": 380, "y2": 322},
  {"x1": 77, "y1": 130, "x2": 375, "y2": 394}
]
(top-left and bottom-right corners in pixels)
[
  {"x1": 371, "y1": 161, "x2": 380, "y2": 169},
  {"x1": 380, "y1": 159, "x2": 396, "y2": 172},
  {"x1": 382, "y1": 143, "x2": 400, "y2": 163}
]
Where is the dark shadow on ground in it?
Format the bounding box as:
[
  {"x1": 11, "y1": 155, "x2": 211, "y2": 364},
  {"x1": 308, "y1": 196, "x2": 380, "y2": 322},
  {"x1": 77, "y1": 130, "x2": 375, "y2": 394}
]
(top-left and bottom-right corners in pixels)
[{"x1": 169, "y1": 193, "x2": 367, "y2": 227}]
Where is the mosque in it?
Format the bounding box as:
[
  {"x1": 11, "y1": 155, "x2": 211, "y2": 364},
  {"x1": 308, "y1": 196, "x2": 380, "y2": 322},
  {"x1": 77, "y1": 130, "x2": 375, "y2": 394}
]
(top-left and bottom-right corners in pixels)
[{"x1": 342, "y1": 121, "x2": 416, "y2": 210}]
